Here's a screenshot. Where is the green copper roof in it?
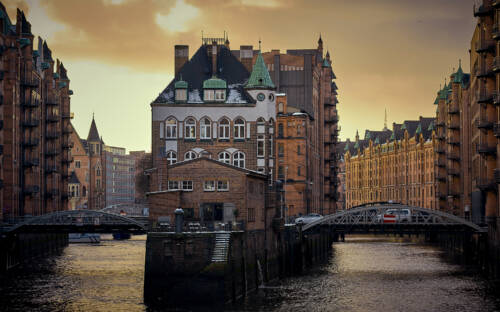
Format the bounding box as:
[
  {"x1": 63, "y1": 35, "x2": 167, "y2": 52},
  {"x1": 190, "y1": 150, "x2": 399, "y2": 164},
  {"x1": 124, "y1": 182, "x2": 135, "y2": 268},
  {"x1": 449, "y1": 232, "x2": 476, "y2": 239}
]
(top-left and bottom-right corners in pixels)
[
  {"x1": 245, "y1": 52, "x2": 275, "y2": 89},
  {"x1": 344, "y1": 142, "x2": 350, "y2": 151},
  {"x1": 203, "y1": 76, "x2": 227, "y2": 89},
  {"x1": 33, "y1": 51, "x2": 40, "y2": 57},
  {"x1": 41, "y1": 62, "x2": 50, "y2": 70},
  {"x1": 390, "y1": 132, "x2": 395, "y2": 141},
  {"x1": 416, "y1": 123, "x2": 422, "y2": 135},
  {"x1": 365, "y1": 131, "x2": 371, "y2": 140},
  {"x1": 53, "y1": 73, "x2": 60, "y2": 79},
  {"x1": 17, "y1": 38, "x2": 30, "y2": 48},
  {"x1": 374, "y1": 137, "x2": 380, "y2": 144},
  {"x1": 354, "y1": 141, "x2": 359, "y2": 149},
  {"x1": 427, "y1": 121, "x2": 435, "y2": 131},
  {"x1": 401, "y1": 123, "x2": 406, "y2": 130},
  {"x1": 322, "y1": 58, "x2": 331, "y2": 68},
  {"x1": 453, "y1": 63, "x2": 464, "y2": 84},
  {"x1": 58, "y1": 81, "x2": 67, "y2": 88},
  {"x1": 174, "y1": 79, "x2": 188, "y2": 89}
]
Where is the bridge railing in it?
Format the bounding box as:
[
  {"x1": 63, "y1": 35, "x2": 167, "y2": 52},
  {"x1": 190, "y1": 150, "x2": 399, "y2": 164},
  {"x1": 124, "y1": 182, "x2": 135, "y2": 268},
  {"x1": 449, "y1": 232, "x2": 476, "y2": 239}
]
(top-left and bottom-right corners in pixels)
[{"x1": 150, "y1": 221, "x2": 246, "y2": 233}]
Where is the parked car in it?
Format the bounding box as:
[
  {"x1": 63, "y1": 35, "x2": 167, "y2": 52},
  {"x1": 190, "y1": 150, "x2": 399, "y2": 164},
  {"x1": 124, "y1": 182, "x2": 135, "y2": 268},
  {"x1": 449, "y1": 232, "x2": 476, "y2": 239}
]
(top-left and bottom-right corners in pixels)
[
  {"x1": 295, "y1": 213, "x2": 323, "y2": 225},
  {"x1": 376, "y1": 209, "x2": 412, "y2": 223}
]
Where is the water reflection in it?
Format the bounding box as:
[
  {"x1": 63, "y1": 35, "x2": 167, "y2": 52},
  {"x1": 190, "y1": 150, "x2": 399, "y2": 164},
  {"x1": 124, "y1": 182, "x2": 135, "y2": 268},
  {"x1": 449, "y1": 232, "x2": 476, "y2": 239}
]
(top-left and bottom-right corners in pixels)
[{"x1": 0, "y1": 235, "x2": 499, "y2": 312}]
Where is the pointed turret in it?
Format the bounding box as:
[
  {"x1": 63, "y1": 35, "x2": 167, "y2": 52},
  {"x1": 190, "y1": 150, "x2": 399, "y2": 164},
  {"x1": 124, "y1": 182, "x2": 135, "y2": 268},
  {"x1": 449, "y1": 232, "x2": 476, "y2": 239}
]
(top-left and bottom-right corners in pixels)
[
  {"x1": 355, "y1": 130, "x2": 359, "y2": 142},
  {"x1": 245, "y1": 51, "x2": 275, "y2": 89},
  {"x1": 87, "y1": 115, "x2": 101, "y2": 142},
  {"x1": 383, "y1": 108, "x2": 388, "y2": 130}
]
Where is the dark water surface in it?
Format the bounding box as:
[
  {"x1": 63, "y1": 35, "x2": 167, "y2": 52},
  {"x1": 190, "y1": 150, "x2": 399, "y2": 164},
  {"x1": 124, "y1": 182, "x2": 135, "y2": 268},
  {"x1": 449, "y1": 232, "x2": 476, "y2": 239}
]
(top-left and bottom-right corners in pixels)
[{"x1": 1, "y1": 235, "x2": 499, "y2": 312}]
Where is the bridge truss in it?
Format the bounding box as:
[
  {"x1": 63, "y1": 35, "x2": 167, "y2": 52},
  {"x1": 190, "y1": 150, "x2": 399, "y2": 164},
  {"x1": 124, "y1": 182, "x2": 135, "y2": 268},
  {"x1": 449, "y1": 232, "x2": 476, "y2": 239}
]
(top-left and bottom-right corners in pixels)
[
  {"x1": 302, "y1": 203, "x2": 487, "y2": 233},
  {"x1": 5, "y1": 210, "x2": 147, "y2": 234}
]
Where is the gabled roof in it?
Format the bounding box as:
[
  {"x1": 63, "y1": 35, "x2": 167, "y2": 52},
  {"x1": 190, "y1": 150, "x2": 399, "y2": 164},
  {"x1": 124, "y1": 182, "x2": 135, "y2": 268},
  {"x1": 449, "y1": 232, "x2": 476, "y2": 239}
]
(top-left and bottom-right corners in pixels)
[
  {"x1": 69, "y1": 171, "x2": 80, "y2": 184},
  {"x1": 245, "y1": 51, "x2": 275, "y2": 89},
  {"x1": 87, "y1": 117, "x2": 101, "y2": 142},
  {"x1": 153, "y1": 44, "x2": 254, "y2": 105},
  {"x1": 168, "y1": 156, "x2": 267, "y2": 179}
]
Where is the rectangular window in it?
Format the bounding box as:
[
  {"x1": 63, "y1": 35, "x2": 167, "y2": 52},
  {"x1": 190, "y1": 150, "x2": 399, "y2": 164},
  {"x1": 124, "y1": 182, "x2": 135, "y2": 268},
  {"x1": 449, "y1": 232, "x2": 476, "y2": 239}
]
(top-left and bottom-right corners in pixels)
[
  {"x1": 257, "y1": 135, "x2": 265, "y2": 157},
  {"x1": 278, "y1": 143, "x2": 284, "y2": 157},
  {"x1": 217, "y1": 180, "x2": 229, "y2": 191},
  {"x1": 248, "y1": 208, "x2": 255, "y2": 222},
  {"x1": 215, "y1": 89, "x2": 226, "y2": 101},
  {"x1": 204, "y1": 180, "x2": 216, "y2": 191},
  {"x1": 168, "y1": 180, "x2": 179, "y2": 190},
  {"x1": 182, "y1": 181, "x2": 193, "y2": 191},
  {"x1": 176, "y1": 89, "x2": 187, "y2": 101},
  {"x1": 298, "y1": 166, "x2": 301, "y2": 176},
  {"x1": 75, "y1": 161, "x2": 81, "y2": 168},
  {"x1": 204, "y1": 90, "x2": 215, "y2": 101}
]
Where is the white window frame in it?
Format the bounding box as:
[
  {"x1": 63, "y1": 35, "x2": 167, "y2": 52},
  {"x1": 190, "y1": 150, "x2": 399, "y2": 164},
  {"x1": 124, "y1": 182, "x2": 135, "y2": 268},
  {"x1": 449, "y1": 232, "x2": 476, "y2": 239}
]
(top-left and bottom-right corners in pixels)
[
  {"x1": 200, "y1": 118, "x2": 212, "y2": 139},
  {"x1": 215, "y1": 89, "x2": 226, "y2": 101},
  {"x1": 257, "y1": 135, "x2": 265, "y2": 157},
  {"x1": 176, "y1": 89, "x2": 187, "y2": 101},
  {"x1": 165, "y1": 118, "x2": 177, "y2": 139},
  {"x1": 184, "y1": 151, "x2": 197, "y2": 160},
  {"x1": 204, "y1": 89, "x2": 215, "y2": 101},
  {"x1": 185, "y1": 118, "x2": 196, "y2": 139},
  {"x1": 166, "y1": 151, "x2": 177, "y2": 165},
  {"x1": 217, "y1": 180, "x2": 229, "y2": 191},
  {"x1": 168, "y1": 180, "x2": 179, "y2": 190},
  {"x1": 204, "y1": 180, "x2": 216, "y2": 191},
  {"x1": 218, "y1": 152, "x2": 231, "y2": 164},
  {"x1": 219, "y1": 118, "x2": 230, "y2": 139},
  {"x1": 233, "y1": 151, "x2": 245, "y2": 168},
  {"x1": 234, "y1": 118, "x2": 245, "y2": 139},
  {"x1": 182, "y1": 180, "x2": 193, "y2": 191}
]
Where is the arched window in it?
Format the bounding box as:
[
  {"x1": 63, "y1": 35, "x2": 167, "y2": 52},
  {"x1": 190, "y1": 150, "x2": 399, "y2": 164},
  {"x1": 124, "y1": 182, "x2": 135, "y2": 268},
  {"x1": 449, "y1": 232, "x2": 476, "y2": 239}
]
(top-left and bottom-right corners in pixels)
[
  {"x1": 166, "y1": 151, "x2": 177, "y2": 165},
  {"x1": 96, "y1": 167, "x2": 101, "y2": 177},
  {"x1": 278, "y1": 123, "x2": 284, "y2": 138},
  {"x1": 219, "y1": 118, "x2": 230, "y2": 139},
  {"x1": 185, "y1": 151, "x2": 197, "y2": 160},
  {"x1": 185, "y1": 118, "x2": 196, "y2": 139},
  {"x1": 233, "y1": 152, "x2": 245, "y2": 168},
  {"x1": 200, "y1": 117, "x2": 211, "y2": 139},
  {"x1": 218, "y1": 152, "x2": 231, "y2": 164},
  {"x1": 278, "y1": 102, "x2": 284, "y2": 113},
  {"x1": 165, "y1": 117, "x2": 177, "y2": 138},
  {"x1": 257, "y1": 117, "x2": 265, "y2": 124},
  {"x1": 234, "y1": 118, "x2": 245, "y2": 139}
]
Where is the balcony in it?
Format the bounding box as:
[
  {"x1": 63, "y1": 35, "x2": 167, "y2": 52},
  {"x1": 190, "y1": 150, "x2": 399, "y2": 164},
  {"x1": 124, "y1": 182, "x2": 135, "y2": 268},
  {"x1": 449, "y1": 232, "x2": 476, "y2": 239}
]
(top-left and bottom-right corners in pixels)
[
  {"x1": 21, "y1": 99, "x2": 40, "y2": 108},
  {"x1": 476, "y1": 65, "x2": 494, "y2": 77},
  {"x1": 437, "y1": 192, "x2": 447, "y2": 200},
  {"x1": 477, "y1": 143, "x2": 497, "y2": 155},
  {"x1": 475, "y1": 39, "x2": 495, "y2": 54},
  {"x1": 477, "y1": 178, "x2": 496, "y2": 191},
  {"x1": 45, "y1": 165, "x2": 59, "y2": 174},
  {"x1": 45, "y1": 188, "x2": 59, "y2": 198},
  {"x1": 437, "y1": 174, "x2": 446, "y2": 182},
  {"x1": 22, "y1": 119, "x2": 39, "y2": 128},
  {"x1": 448, "y1": 191, "x2": 460, "y2": 198},
  {"x1": 435, "y1": 159, "x2": 446, "y2": 167},
  {"x1": 62, "y1": 141, "x2": 74, "y2": 149},
  {"x1": 46, "y1": 131, "x2": 60, "y2": 140},
  {"x1": 23, "y1": 185, "x2": 40, "y2": 195},
  {"x1": 494, "y1": 92, "x2": 500, "y2": 106},
  {"x1": 494, "y1": 123, "x2": 500, "y2": 137},
  {"x1": 62, "y1": 155, "x2": 74, "y2": 164},
  {"x1": 494, "y1": 57, "x2": 500, "y2": 72},
  {"x1": 436, "y1": 121, "x2": 445, "y2": 128},
  {"x1": 61, "y1": 192, "x2": 69, "y2": 200},
  {"x1": 437, "y1": 134, "x2": 446, "y2": 141},
  {"x1": 21, "y1": 77, "x2": 38, "y2": 88},
  {"x1": 61, "y1": 112, "x2": 72, "y2": 119},
  {"x1": 494, "y1": 168, "x2": 500, "y2": 184},
  {"x1": 45, "y1": 148, "x2": 60, "y2": 157},
  {"x1": 476, "y1": 118, "x2": 494, "y2": 130},
  {"x1": 448, "y1": 122, "x2": 460, "y2": 130},
  {"x1": 61, "y1": 172, "x2": 71, "y2": 179},
  {"x1": 447, "y1": 139, "x2": 460, "y2": 146},
  {"x1": 474, "y1": 3, "x2": 494, "y2": 16},
  {"x1": 46, "y1": 113, "x2": 59, "y2": 123},
  {"x1": 477, "y1": 89, "x2": 494, "y2": 104},
  {"x1": 45, "y1": 97, "x2": 59, "y2": 106},
  {"x1": 448, "y1": 106, "x2": 459, "y2": 114},
  {"x1": 23, "y1": 158, "x2": 39, "y2": 167},
  {"x1": 62, "y1": 128, "x2": 73, "y2": 135},
  {"x1": 23, "y1": 137, "x2": 39, "y2": 147},
  {"x1": 448, "y1": 168, "x2": 460, "y2": 177},
  {"x1": 435, "y1": 147, "x2": 445, "y2": 154},
  {"x1": 447, "y1": 153, "x2": 460, "y2": 161},
  {"x1": 325, "y1": 116, "x2": 339, "y2": 124}
]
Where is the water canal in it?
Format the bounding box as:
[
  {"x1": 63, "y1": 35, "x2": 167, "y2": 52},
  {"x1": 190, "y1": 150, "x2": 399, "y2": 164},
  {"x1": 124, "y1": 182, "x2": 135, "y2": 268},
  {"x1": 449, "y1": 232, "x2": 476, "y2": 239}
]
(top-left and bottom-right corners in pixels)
[{"x1": 0, "y1": 235, "x2": 499, "y2": 311}]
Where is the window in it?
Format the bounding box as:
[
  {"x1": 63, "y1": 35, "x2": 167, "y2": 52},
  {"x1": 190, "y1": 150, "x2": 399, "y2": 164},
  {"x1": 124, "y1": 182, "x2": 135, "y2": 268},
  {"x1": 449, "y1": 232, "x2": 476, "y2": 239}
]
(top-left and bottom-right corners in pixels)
[
  {"x1": 176, "y1": 89, "x2": 187, "y2": 101},
  {"x1": 298, "y1": 166, "x2": 301, "y2": 176},
  {"x1": 278, "y1": 166, "x2": 284, "y2": 179},
  {"x1": 185, "y1": 118, "x2": 196, "y2": 139},
  {"x1": 248, "y1": 208, "x2": 255, "y2": 222},
  {"x1": 297, "y1": 145, "x2": 301, "y2": 155},
  {"x1": 97, "y1": 179, "x2": 101, "y2": 188},
  {"x1": 218, "y1": 152, "x2": 231, "y2": 164},
  {"x1": 233, "y1": 152, "x2": 245, "y2": 168},
  {"x1": 215, "y1": 89, "x2": 226, "y2": 101},
  {"x1": 257, "y1": 135, "x2": 265, "y2": 157},
  {"x1": 200, "y1": 118, "x2": 211, "y2": 139},
  {"x1": 278, "y1": 123, "x2": 284, "y2": 138},
  {"x1": 96, "y1": 167, "x2": 101, "y2": 176},
  {"x1": 168, "y1": 180, "x2": 179, "y2": 190},
  {"x1": 166, "y1": 151, "x2": 177, "y2": 165},
  {"x1": 165, "y1": 118, "x2": 177, "y2": 138},
  {"x1": 184, "y1": 151, "x2": 197, "y2": 160},
  {"x1": 204, "y1": 89, "x2": 215, "y2": 101},
  {"x1": 217, "y1": 180, "x2": 229, "y2": 191},
  {"x1": 182, "y1": 181, "x2": 193, "y2": 191},
  {"x1": 75, "y1": 161, "x2": 81, "y2": 168},
  {"x1": 234, "y1": 118, "x2": 245, "y2": 139},
  {"x1": 278, "y1": 102, "x2": 284, "y2": 113},
  {"x1": 278, "y1": 143, "x2": 284, "y2": 157},
  {"x1": 219, "y1": 118, "x2": 230, "y2": 139},
  {"x1": 204, "y1": 180, "x2": 216, "y2": 191}
]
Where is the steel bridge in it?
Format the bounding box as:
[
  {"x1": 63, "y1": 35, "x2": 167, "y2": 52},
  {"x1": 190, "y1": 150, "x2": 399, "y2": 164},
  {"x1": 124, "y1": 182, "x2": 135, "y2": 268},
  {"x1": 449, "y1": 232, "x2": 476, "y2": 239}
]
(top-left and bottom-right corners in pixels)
[
  {"x1": 302, "y1": 203, "x2": 487, "y2": 234},
  {"x1": 2, "y1": 210, "x2": 147, "y2": 234}
]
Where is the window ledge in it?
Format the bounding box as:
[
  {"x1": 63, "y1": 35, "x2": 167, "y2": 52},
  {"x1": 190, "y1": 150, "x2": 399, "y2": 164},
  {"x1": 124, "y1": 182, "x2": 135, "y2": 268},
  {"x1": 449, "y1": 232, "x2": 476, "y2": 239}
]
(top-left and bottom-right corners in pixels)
[
  {"x1": 234, "y1": 139, "x2": 246, "y2": 142},
  {"x1": 199, "y1": 139, "x2": 212, "y2": 142},
  {"x1": 218, "y1": 138, "x2": 230, "y2": 142},
  {"x1": 184, "y1": 139, "x2": 196, "y2": 142}
]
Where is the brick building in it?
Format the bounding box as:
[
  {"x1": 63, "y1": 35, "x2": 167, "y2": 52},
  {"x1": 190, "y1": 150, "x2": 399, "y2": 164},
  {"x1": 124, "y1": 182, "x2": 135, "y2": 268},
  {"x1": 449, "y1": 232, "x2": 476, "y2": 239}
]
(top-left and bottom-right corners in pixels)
[
  {"x1": 103, "y1": 145, "x2": 135, "y2": 206},
  {"x1": 0, "y1": 6, "x2": 73, "y2": 220},
  {"x1": 344, "y1": 117, "x2": 437, "y2": 209},
  {"x1": 147, "y1": 157, "x2": 268, "y2": 231},
  {"x1": 68, "y1": 117, "x2": 105, "y2": 210}
]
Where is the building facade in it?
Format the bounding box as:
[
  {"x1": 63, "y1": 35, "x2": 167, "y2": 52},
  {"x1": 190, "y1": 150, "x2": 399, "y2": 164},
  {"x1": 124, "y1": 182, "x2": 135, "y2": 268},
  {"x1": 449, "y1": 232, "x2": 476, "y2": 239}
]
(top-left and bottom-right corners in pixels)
[
  {"x1": 344, "y1": 117, "x2": 437, "y2": 209},
  {"x1": 103, "y1": 145, "x2": 135, "y2": 206},
  {"x1": 0, "y1": 6, "x2": 73, "y2": 220}
]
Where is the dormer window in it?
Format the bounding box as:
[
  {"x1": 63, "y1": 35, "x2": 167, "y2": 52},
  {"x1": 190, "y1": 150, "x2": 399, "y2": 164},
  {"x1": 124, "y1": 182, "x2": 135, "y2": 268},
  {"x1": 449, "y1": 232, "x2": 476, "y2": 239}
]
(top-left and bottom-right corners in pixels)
[
  {"x1": 174, "y1": 79, "x2": 188, "y2": 102},
  {"x1": 215, "y1": 89, "x2": 226, "y2": 101},
  {"x1": 203, "y1": 76, "x2": 227, "y2": 102}
]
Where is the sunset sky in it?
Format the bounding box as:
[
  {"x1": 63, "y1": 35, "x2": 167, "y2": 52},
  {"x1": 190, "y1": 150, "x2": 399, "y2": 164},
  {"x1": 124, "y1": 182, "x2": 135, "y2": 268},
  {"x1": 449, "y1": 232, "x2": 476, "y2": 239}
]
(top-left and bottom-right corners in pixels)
[{"x1": 4, "y1": 0, "x2": 475, "y2": 152}]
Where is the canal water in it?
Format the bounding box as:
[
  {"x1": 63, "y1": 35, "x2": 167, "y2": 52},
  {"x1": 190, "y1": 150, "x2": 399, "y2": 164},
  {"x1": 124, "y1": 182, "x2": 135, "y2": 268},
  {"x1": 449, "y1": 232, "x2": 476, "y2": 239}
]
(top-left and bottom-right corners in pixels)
[{"x1": 0, "y1": 235, "x2": 499, "y2": 312}]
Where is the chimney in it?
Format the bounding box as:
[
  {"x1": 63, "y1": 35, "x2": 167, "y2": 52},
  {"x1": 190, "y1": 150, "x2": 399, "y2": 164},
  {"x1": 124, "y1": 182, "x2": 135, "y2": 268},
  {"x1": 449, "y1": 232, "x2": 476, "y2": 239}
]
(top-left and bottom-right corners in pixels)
[
  {"x1": 212, "y1": 41, "x2": 217, "y2": 75},
  {"x1": 174, "y1": 45, "x2": 189, "y2": 76},
  {"x1": 240, "y1": 45, "x2": 253, "y2": 72}
]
